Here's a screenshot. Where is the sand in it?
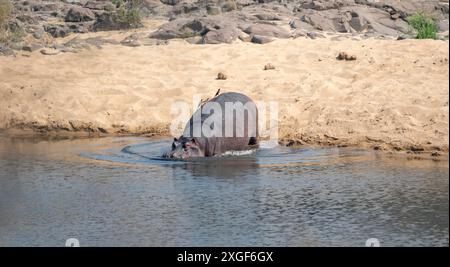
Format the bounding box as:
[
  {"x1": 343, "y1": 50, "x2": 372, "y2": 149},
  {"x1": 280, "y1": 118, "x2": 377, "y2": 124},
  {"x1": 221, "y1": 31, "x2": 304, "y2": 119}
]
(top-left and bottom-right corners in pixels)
[{"x1": 0, "y1": 30, "x2": 448, "y2": 156}]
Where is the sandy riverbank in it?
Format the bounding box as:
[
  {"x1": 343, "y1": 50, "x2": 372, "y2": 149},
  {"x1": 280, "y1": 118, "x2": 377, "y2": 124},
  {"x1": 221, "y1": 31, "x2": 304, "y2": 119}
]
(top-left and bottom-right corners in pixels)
[{"x1": 0, "y1": 33, "x2": 448, "y2": 156}]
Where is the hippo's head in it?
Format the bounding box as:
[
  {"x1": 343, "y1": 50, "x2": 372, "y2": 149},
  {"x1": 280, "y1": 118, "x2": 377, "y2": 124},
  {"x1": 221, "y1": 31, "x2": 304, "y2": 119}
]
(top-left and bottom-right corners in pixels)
[{"x1": 163, "y1": 136, "x2": 204, "y2": 159}]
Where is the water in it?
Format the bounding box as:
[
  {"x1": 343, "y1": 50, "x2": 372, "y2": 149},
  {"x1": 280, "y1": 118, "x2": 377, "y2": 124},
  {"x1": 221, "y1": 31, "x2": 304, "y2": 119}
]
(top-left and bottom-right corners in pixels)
[{"x1": 0, "y1": 136, "x2": 448, "y2": 247}]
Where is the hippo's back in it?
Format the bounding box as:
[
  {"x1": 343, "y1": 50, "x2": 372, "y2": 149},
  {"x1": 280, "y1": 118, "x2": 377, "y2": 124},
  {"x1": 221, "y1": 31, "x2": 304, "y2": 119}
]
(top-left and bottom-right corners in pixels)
[{"x1": 182, "y1": 92, "x2": 259, "y2": 156}]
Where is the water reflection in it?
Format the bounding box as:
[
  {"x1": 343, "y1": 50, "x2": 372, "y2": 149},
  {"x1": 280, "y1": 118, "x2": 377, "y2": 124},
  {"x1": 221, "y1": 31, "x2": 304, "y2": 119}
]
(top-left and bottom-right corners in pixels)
[{"x1": 0, "y1": 136, "x2": 448, "y2": 246}]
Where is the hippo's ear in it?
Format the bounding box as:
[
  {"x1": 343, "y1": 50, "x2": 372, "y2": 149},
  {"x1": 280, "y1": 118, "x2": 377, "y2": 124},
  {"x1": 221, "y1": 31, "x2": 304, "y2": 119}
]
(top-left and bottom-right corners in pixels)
[{"x1": 190, "y1": 138, "x2": 197, "y2": 144}]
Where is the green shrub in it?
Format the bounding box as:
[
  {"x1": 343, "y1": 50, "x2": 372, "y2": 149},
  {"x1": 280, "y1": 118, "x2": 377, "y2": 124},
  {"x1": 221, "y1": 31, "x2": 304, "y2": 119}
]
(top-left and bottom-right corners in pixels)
[
  {"x1": 0, "y1": 0, "x2": 14, "y2": 45},
  {"x1": 111, "y1": 0, "x2": 124, "y2": 8},
  {"x1": 0, "y1": 0, "x2": 12, "y2": 26},
  {"x1": 407, "y1": 12, "x2": 438, "y2": 39},
  {"x1": 117, "y1": 0, "x2": 142, "y2": 27}
]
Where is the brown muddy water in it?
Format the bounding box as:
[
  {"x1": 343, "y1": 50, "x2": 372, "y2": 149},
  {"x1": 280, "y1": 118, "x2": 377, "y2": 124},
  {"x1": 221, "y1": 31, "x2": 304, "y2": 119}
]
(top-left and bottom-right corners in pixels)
[{"x1": 0, "y1": 136, "x2": 448, "y2": 246}]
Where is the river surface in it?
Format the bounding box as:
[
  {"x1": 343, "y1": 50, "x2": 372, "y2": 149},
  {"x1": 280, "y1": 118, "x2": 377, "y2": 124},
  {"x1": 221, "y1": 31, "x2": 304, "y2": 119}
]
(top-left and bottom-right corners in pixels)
[{"x1": 0, "y1": 136, "x2": 448, "y2": 247}]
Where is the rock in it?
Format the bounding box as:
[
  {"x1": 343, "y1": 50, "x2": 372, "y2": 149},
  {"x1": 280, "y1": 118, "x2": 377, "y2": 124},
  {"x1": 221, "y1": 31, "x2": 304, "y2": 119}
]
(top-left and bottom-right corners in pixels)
[
  {"x1": 84, "y1": 1, "x2": 114, "y2": 10},
  {"x1": 410, "y1": 145, "x2": 425, "y2": 152},
  {"x1": 397, "y1": 34, "x2": 412, "y2": 40},
  {"x1": 160, "y1": 0, "x2": 181, "y2": 5},
  {"x1": 65, "y1": 6, "x2": 96, "y2": 22},
  {"x1": 438, "y1": 19, "x2": 449, "y2": 32},
  {"x1": 217, "y1": 72, "x2": 227, "y2": 80},
  {"x1": 348, "y1": 11, "x2": 369, "y2": 32},
  {"x1": 306, "y1": 31, "x2": 325, "y2": 39},
  {"x1": 16, "y1": 14, "x2": 39, "y2": 24},
  {"x1": 44, "y1": 24, "x2": 70, "y2": 38},
  {"x1": 244, "y1": 24, "x2": 290, "y2": 38},
  {"x1": 63, "y1": 0, "x2": 87, "y2": 6},
  {"x1": 150, "y1": 18, "x2": 203, "y2": 39},
  {"x1": 292, "y1": 29, "x2": 307, "y2": 38},
  {"x1": 185, "y1": 36, "x2": 203, "y2": 44},
  {"x1": 150, "y1": 17, "x2": 239, "y2": 43},
  {"x1": 0, "y1": 44, "x2": 15, "y2": 56},
  {"x1": 304, "y1": 0, "x2": 347, "y2": 11},
  {"x1": 120, "y1": 34, "x2": 141, "y2": 47},
  {"x1": 238, "y1": 31, "x2": 252, "y2": 42},
  {"x1": 289, "y1": 19, "x2": 315, "y2": 31},
  {"x1": 93, "y1": 12, "x2": 135, "y2": 31},
  {"x1": 206, "y1": 5, "x2": 221, "y2": 16},
  {"x1": 141, "y1": 38, "x2": 169, "y2": 46},
  {"x1": 202, "y1": 28, "x2": 239, "y2": 44},
  {"x1": 40, "y1": 48, "x2": 61, "y2": 55},
  {"x1": 32, "y1": 28, "x2": 45, "y2": 39},
  {"x1": 390, "y1": 13, "x2": 401, "y2": 20},
  {"x1": 22, "y1": 43, "x2": 43, "y2": 52},
  {"x1": 30, "y1": 2, "x2": 61, "y2": 12},
  {"x1": 251, "y1": 35, "x2": 273, "y2": 44},
  {"x1": 263, "y1": 63, "x2": 275, "y2": 70},
  {"x1": 254, "y1": 13, "x2": 282, "y2": 21}
]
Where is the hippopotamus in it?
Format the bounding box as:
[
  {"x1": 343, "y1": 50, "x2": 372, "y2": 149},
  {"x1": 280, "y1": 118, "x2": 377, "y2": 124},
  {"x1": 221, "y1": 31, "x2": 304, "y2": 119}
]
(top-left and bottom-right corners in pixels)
[{"x1": 164, "y1": 92, "x2": 259, "y2": 159}]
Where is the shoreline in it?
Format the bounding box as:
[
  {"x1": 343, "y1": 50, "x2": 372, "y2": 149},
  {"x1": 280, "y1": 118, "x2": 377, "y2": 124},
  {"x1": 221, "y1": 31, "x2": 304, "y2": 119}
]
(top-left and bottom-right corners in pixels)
[
  {"x1": 1, "y1": 37, "x2": 448, "y2": 160},
  {"x1": 1, "y1": 128, "x2": 448, "y2": 161}
]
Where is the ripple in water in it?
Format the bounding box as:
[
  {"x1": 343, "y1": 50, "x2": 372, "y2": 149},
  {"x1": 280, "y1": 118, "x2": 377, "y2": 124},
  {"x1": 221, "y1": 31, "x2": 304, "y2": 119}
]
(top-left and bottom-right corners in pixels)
[{"x1": 0, "y1": 137, "x2": 448, "y2": 246}]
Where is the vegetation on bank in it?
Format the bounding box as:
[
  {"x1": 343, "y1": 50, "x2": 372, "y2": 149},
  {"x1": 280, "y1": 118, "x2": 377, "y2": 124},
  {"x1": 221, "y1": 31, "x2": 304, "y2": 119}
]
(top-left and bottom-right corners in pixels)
[
  {"x1": 407, "y1": 12, "x2": 438, "y2": 39},
  {"x1": 0, "y1": 0, "x2": 21, "y2": 45},
  {"x1": 114, "y1": 0, "x2": 143, "y2": 27}
]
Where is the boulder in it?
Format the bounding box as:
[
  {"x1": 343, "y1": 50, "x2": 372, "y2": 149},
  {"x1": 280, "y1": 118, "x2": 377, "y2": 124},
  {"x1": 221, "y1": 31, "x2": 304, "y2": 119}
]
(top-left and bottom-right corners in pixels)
[
  {"x1": 150, "y1": 16, "x2": 239, "y2": 43},
  {"x1": 22, "y1": 43, "x2": 43, "y2": 52},
  {"x1": 121, "y1": 34, "x2": 142, "y2": 47},
  {"x1": 40, "y1": 48, "x2": 61, "y2": 55},
  {"x1": 243, "y1": 24, "x2": 290, "y2": 38},
  {"x1": 306, "y1": 31, "x2": 325, "y2": 39},
  {"x1": 254, "y1": 12, "x2": 282, "y2": 21},
  {"x1": 65, "y1": 6, "x2": 96, "y2": 22},
  {"x1": 93, "y1": 12, "x2": 136, "y2": 31},
  {"x1": 202, "y1": 28, "x2": 239, "y2": 44},
  {"x1": 438, "y1": 19, "x2": 449, "y2": 32},
  {"x1": 251, "y1": 35, "x2": 273, "y2": 44},
  {"x1": 0, "y1": 44, "x2": 15, "y2": 56},
  {"x1": 32, "y1": 27, "x2": 45, "y2": 39},
  {"x1": 160, "y1": 0, "x2": 181, "y2": 5},
  {"x1": 44, "y1": 24, "x2": 70, "y2": 38}
]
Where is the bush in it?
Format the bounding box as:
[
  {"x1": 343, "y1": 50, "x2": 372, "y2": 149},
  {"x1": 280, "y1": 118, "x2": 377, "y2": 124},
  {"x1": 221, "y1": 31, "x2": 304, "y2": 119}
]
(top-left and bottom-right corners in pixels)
[
  {"x1": 117, "y1": 0, "x2": 142, "y2": 27},
  {"x1": 407, "y1": 12, "x2": 438, "y2": 39},
  {"x1": 0, "y1": 0, "x2": 12, "y2": 26},
  {"x1": 0, "y1": 0, "x2": 13, "y2": 44}
]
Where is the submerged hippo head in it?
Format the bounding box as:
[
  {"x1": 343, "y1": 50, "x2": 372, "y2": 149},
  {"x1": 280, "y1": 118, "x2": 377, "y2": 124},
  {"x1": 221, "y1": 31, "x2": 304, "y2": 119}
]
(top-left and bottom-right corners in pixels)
[{"x1": 163, "y1": 137, "x2": 204, "y2": 159}]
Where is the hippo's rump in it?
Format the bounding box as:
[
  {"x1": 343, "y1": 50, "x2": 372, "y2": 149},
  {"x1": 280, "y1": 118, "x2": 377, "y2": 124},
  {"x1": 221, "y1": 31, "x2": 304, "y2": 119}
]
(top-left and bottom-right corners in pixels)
[{"x1": 182, "y1": 92, "x2": 259, "y2": 156}]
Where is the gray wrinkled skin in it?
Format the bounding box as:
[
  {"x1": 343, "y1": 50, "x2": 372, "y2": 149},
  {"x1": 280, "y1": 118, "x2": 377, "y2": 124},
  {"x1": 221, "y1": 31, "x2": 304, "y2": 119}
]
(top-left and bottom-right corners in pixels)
[{"x1": 164, "y1": 92, "x2": 259, "y2": 159}]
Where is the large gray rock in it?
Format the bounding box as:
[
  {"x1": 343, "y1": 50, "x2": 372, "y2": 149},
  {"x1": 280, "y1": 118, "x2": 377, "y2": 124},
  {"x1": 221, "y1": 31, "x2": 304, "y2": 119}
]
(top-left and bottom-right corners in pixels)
[
  {"x1": 202, "y1": 28, "x2": 239, "y2": 44},
  {"x1": 150, "y1": 18, "x2": 204, "y2": 39},
  {"x1": 251, "y1": 35, "x2": 273, "y2": 44},
  {"x1": 160, "y1": 0, "x2": 181, "y2": 6},
  {"x1": 93, "y1": 12, "x2": 138, "y2": 31},
  {"x1": 438, "y1": 19, "x2": 449, "y2": 32},
  {"x1": 65, "y1": 6, "x2": 96, "y2": 22},
  {"x1": 44, "y1": 24, "x2": 70, "y2": 38},
  {"x1": 243, "y1": 23, "x2": 290, "y2": 38},
  {"x1": 0, "y1": 44, "x2": 15, "y2": 56},
  {"x1": 150, "y1": 16, "x2": 240, "y2": 43}
]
